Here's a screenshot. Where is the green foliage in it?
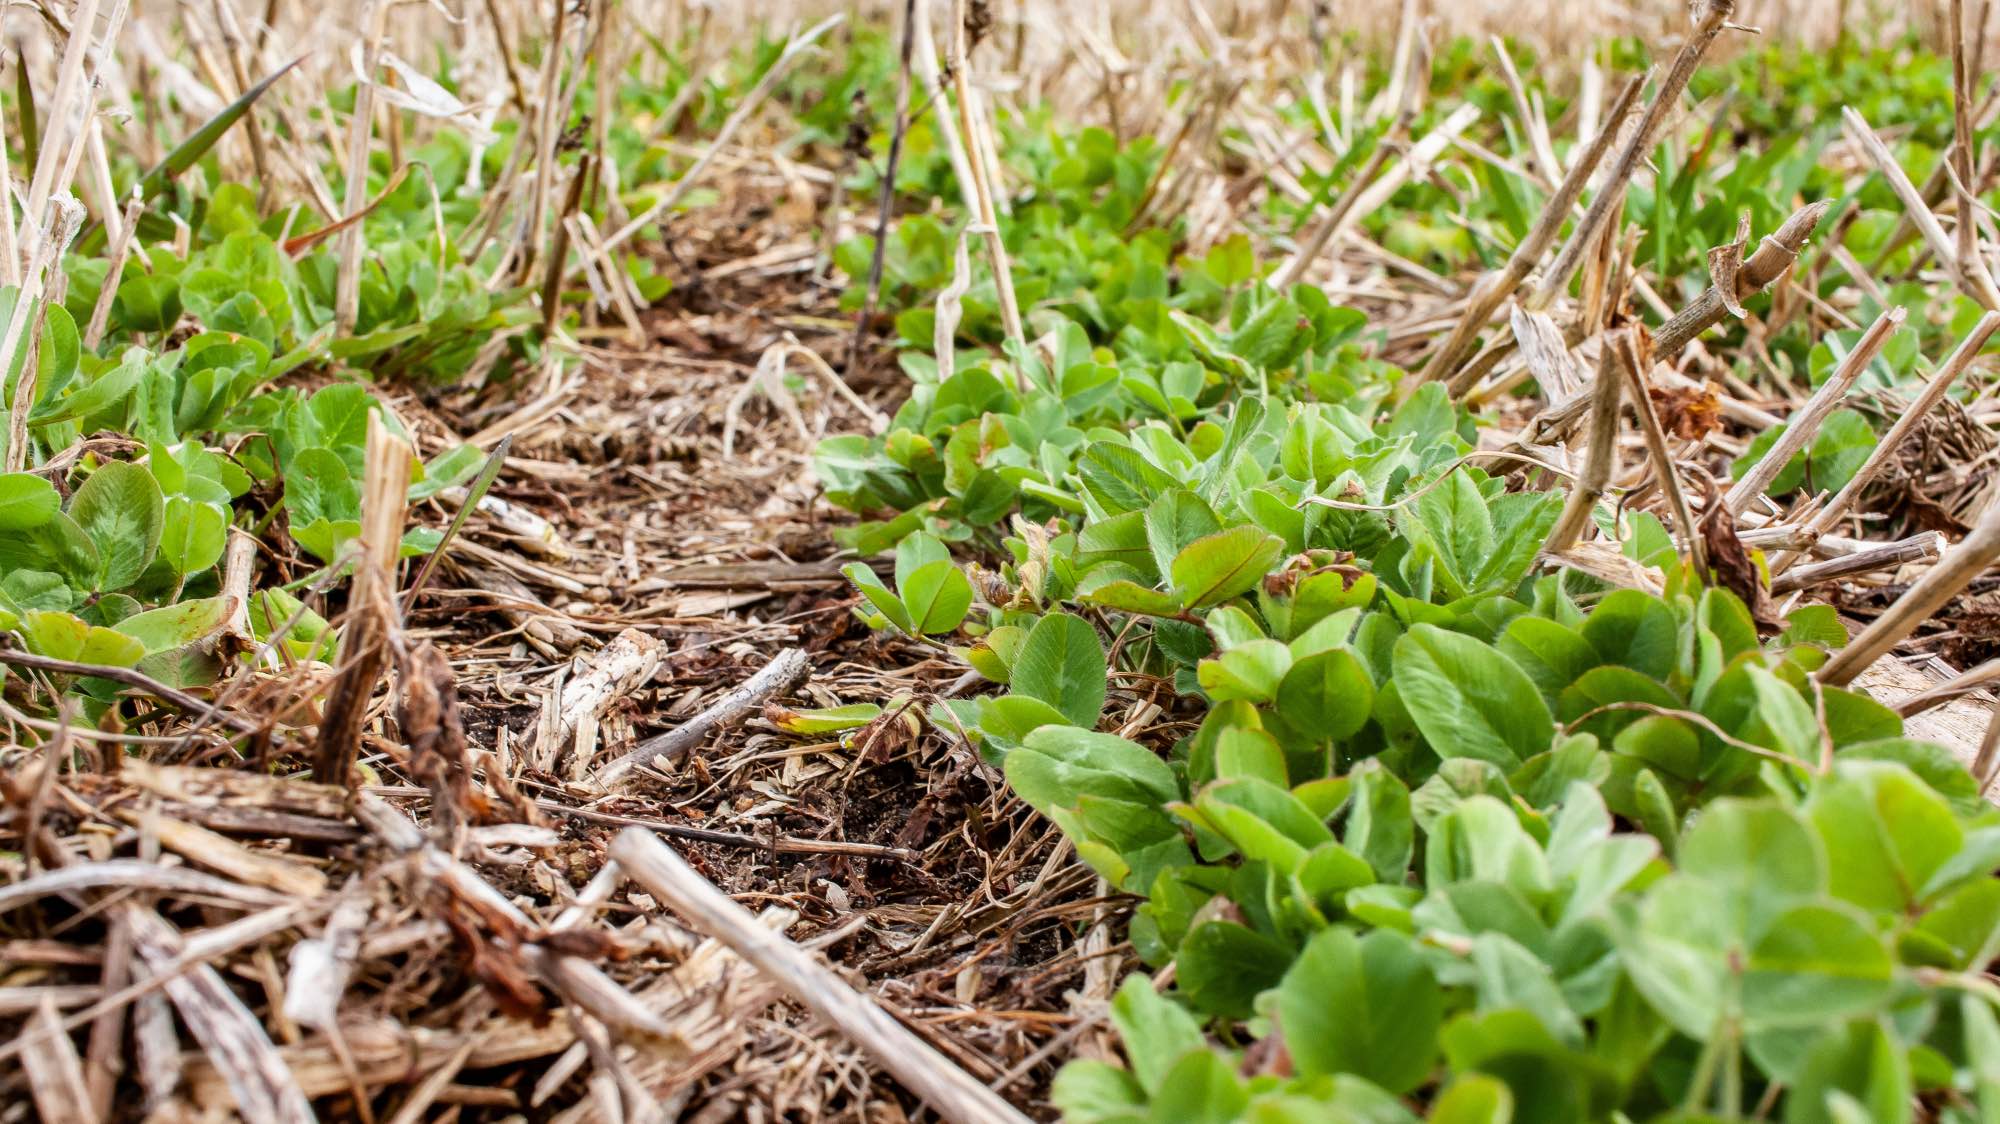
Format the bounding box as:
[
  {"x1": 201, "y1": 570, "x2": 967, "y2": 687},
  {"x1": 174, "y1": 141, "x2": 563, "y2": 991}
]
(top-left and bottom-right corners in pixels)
[{"x1": 809, "y1": 31, "x2": 2000, "y2": 1122}]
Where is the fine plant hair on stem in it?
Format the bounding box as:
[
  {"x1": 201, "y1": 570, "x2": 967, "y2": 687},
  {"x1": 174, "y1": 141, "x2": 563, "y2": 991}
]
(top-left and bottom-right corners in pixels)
[
  {"x1": 1820, "y1": 494, "x2": 2000, "y2": 688},
  {"x1": 1430, "y1": 73, "x2": 1644, "y2": 395},
  {"x1": 1769, "y1": 309, "x2": 2000, "y2": 574},
  {"x1": 847, "y1": 0, "x2": 919, "y2": 375},
  {"x1": 1528, "y1": 0, "x2": 1738, "y2": 312},
  {"x1": 1542, "y1": 328, "x2": 1630, "y2": 556},
  {"x1": 945, "y1": 0, "x2": 1027, "y2": 363},
  {"x1": 1616, "y1": 328, "x2": 1709, "y2": 578},
  {"x1": 1723, "y1": 305, "x2": 1905, "y2": 513}
]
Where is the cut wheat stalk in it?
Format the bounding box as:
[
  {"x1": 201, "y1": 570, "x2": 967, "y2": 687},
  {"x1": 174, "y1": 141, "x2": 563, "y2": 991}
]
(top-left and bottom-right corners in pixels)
[
  {"x1": 1429, "y1": 73, "x2": 1644, "y2": 395},
  {"x1": 1541, "y1": 328, "x2": 1630, "y2": 556},
  {"x1": 945, "y1": 0, "x2": 1027, "y2": 360},
  {"x1": 1844, "y1": 105, "x2": 2000, "y2": 310},
  {"x1": 333, "y1": 0, "x2": 389, "y2": 334},
  {"x1": 1724, "y1": 305, "x2": 1905, "y2": 513},
  {"x1": 1767, "y1": 532, "x2": 1946, "y2": 594},
  {"x1": 611, "y1": 827, "x2": 1038, "y2": 1124},
  {"x1": 1529, "y1": 0, "x2": 1741, "y2": 311},
  {"x1": 1771, "y1": 309, "x2": 2000, "y2": 575},
  {"x1": 311, "y1": 412, "x2": 410, "y2": 784}
]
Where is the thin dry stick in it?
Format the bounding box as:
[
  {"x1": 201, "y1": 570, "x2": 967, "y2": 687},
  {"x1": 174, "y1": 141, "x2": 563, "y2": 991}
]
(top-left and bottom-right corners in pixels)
[
  {"x1": 1724, "y1": 306, "x2": 1905, "y2": 513},
  {"x1": 1773, "y1": 309, "x2": 2000, "y2": 574},
  {"x1": 1541, "y1": 329, "x2": 1629, "y2": 555},
  {"x1": 611, "y1": 828, "x2": 1037, "y2": 1124},
  {"x1": 1951, "y1": 0, "x2": 1993, "y2": 301},
  {"x1": 1768, "y1": 533, "x2": 1945, "y2": 594},
  {"x1": 1655, "y1": 198, "x2": 1833, "y2": 356},
  {"x1": 847, "y1": 0, "x2": 919, "y2": 375},
  {"x1": 1975, "y1": 701, "x2": 2000, "y2": 791},
  {"x1": 312, "y1": 413, "x2": 410, "y2": 783},
  {"x1": 601, "y1": 15, "x2": 843, "y2": 255},
  {"x1": 21, "y1": 0, "x2": 103, "y2": 230},
  {"x1": 334, "y1": 0, "x2": 390, "y2": 334},
  {"x1": 1266, "y1": 108, "x2": 1410, "y2": 291},
  {"x1": 1819, "y1": 496, "x2": 2000, "y2": 687},
  {"x1": 1530, "y1": 0, "x2": 1739, "y2": 310},
  {"x1": 945, "y1": 0, "x2": 1026, "y2": 360},
  {"x1": 1618, "y1": 330, "x2": 1709, "y2": 577},
  {"x1": 595, "y1": 648, "x2": 810, "y2": 788},
  {"x1": 2, "y1": 201, "x2": 83, "y2": 473},
  {"x1": 1844, "y1": 106, "x2": 2000, "y2": 310},
  {"x1": 1428, "y1": 73, "x2": 1643, "y2": 394},
  {"x1": 82, "y1": 196, "x2": 143, "y2": 348},
  {"x1": 909, "y1": 0, "x2": 979, "y2": 213}
]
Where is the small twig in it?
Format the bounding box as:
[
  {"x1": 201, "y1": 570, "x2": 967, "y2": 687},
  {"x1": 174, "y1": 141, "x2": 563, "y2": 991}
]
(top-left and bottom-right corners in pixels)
[
  {"x1": 1542, "y1": 328, "x2": 1630, "y2": 555},
  {"x1": 1819, "y1": 496, "x2": 2000, "y2": 687},
  {"x1": 1617, "y1": 330, "x2": 1708, "y2": 577},
  {"x1": 611, "y1": 828, "x2": 1037, "y2": 1124},
  {"x1": 1530, "y1": 0, "x2": 1740, "y2": 310},
  {"x1": 1895, "y1": 654, "x2": 2000, "y2": 717},
  {"x1": 594, "y1": 648, "x2": 811, "y2": 788},
  {"x1": 846, "y1": 0, "x2": 919, "y2": 375},
  {"x1": 0, "y1": 649, "x2": 262, "y2": 736},
  {"x1": 1773, "y1": 310, "x2": 2000, "y2": 574},
  {"x1": 1724, "y1": 306, "x2": 1904, "y2": 513},
  {"x1": 312, "y1": 414, "x2": 411, "y2": 784},
  {"x1": 1769, "y1": 532, "x2": 1945, "y2": 594},
  {"x1": 1432, "y1": 73, "x2": 1643, "y2": 396}
]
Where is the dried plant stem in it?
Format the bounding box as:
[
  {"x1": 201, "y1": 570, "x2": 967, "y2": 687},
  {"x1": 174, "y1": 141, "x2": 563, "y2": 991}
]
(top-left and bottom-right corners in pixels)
[
  {"x1": 312, "y1": 413, "x2": 410, "y2": 784},
  {"x1": 82, "y1": 196, "x2": 142, "y2": 349},
  {"x1": 946, "y1": 0, "x2": 1027, "y2": 360},
  {"x1": 22, "y1": 0, "x2": 103, "y2": 229},
  {"x1": 601, "y1": 16, "x2": 843, "y2": 257},
  {"x1": 1976, "y1": 702, "x2": 2000, "y2": 791},
  {"x1": 1771, "y1": 309, "x2": 2000, "y2": 575},
  {"x1": 909, "y1": 0, "x2": 980, "y2": 216},
  {"x1": 1267, "y1": 111, "x2": 1409, "y2": 291},
  {"x1": 847, "y1": 0, "x2": 919, "y2": 375},
  {"x1": 1844, "y1": 106, "x2": 2000, "y2": 310},
  {"x1": 1819, "y1": 496, "x2": 2000, "y2": 688},
  {"x1": 612, "y1": 828, "x2": 1038, "y2": 1124},
  {"x1": 2, "y1": 201, "x2": 83, "y2": 473},
  {"x1": 1532, "y1": 2, "x2": 1739, "y2": 309},
  {"x1": 1542, "y1": 329, "x2": 1630, "y2": 556},
  {"x1": 1429, "y1": 74, "x2": 1643, "y2": 394},
  {"x1": 595, "y1": 648, "x2": 810, "y2": 789},
  {"x1": 1724, "y1": 306, "x2": 1905, "y2": 513},
  {"x1": 1656, "y1": 199, "x2": 1832, "y2": 356},
  {"x1": 1768, "y1": 532, "x2": 1946, "y2": 595},
  {"x1": 1617, "y1": 330, "x2": 1708, "y2": 577},
  {"x1": 334, "y1": 0, "x2": 389, "y2": 335}
]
